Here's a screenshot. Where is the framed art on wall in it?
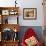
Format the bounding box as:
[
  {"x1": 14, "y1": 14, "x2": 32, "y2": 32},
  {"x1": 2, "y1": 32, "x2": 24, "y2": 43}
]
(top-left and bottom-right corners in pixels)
[
  {"x1": 23, "y1": 8, "x2": 37, "y2": 20},
  {"x1": 9, "y1": 10, "x2": 18, "y2": 15}
]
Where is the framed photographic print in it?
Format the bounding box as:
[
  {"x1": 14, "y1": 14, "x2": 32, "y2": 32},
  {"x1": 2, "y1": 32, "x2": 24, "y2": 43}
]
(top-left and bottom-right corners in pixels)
[
  {"x1": 2, "y1": 10, "x2": 9, "y2": 15},
  {"x1": 9, "y1": 9, "x2": 18, "y2": 15},
  {"x1": 23, "y1": 8, "x2": 37, "y2": 20},
  {"x1": 9, "y1": 10, "x2": 15, "y2": 15}
]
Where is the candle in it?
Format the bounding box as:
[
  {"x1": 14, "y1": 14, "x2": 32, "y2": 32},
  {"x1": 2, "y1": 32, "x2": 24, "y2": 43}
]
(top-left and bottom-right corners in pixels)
[{"x1": 14, "y1": 28, "x2": 17, "y2": 32}]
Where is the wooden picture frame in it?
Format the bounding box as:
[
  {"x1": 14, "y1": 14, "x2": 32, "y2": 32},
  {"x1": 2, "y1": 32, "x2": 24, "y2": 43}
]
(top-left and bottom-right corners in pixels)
[{"x1": 23, "y1": 8, "x2": 37, "y2": 20}]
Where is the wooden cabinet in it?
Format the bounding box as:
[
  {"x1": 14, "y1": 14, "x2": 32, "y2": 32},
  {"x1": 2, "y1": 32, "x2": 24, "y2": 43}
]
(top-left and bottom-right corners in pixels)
[
  {"x1": 0, "y1": 7, "x2": 19, "y2": 46},
  {"x1": 0, "y1": 24, "x2": 19, "y2": 46}
]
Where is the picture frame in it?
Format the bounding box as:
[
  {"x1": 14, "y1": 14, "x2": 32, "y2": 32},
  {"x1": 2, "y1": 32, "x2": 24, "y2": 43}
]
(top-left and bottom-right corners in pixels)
[
  {"x1": 23, "y1": 8, "x2": 37, "y2": 20},
  {"x1": 9, "y1": 10, "x2": 18, "y2": 15},
  {"x1": 2, "y1": 10, "x2": 9, "y2": 15}
]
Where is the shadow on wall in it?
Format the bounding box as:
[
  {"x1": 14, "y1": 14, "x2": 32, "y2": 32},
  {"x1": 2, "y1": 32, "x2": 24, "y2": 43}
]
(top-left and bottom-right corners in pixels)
[{"x1": 18, "y1": 26, "x2": 43, "y2": 44}]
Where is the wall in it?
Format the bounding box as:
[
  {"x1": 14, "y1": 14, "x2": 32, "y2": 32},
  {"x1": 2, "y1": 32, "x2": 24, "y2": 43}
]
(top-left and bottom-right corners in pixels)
[
  {"x1": 18, "y1": 0, "x2": 44, "y2": 26},
  {"x1": 18, "y1": 26, "x2": 43, "y2": 44},
  {"x1": 0, "y1": 0, "x2": 44, "y2": 44},
  {"x1": 0, "y1": 0, "x2": 44, "y2": 26}
]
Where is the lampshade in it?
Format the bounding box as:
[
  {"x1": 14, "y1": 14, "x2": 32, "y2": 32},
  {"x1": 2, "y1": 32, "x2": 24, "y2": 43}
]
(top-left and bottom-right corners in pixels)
[{"x1": 15, "y1": 0, "x2": 17, "y2": 7}]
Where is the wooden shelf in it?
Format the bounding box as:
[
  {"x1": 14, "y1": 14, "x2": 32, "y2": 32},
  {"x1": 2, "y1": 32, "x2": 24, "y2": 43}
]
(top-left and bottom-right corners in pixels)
[
  {"x1": 0, "y1": 24, "x2": 20, "y2": 32},
  {"x1": 0, "y1": 7, "x2": 19, "y2": 15},
  {"x1": 1, "y1": 40, "x2": 19, "y2": 46}
]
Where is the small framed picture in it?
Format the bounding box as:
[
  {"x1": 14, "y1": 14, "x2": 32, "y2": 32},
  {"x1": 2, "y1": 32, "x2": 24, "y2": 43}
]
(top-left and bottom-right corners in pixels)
[
  {"x1": 23, "y1": 8, "x2": 37, "y2": 20},
  {"x1": 9, "y1": 10, "x2": 18, "y2": 15},
  {"x1": 2, "y1": 10, "x2": 9, "y2": 15}
]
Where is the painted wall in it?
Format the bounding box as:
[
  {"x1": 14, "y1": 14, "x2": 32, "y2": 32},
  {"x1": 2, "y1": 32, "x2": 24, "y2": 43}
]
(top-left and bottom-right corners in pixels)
[
  {"x1": 18, "y1": 0, "x2": 44, "y2": 26},
  {"x1": 0, "y1": 0, "x2": 44, "y2": 26},
  {"x1": 18, "y1": 26, "x2": 43, "y2": 44}
]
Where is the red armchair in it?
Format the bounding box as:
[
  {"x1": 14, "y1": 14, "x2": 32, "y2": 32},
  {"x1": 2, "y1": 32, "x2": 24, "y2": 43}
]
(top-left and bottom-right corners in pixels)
[{"x1": 21, "y1": 28, "x2": 41, "y2": 46}]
